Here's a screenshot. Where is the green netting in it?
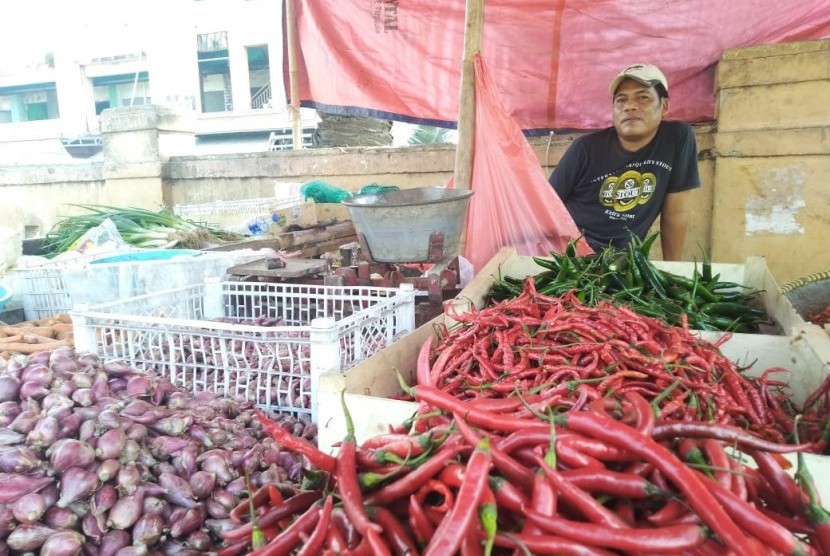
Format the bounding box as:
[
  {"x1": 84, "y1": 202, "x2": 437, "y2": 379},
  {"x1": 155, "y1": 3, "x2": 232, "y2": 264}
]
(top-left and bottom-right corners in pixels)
[
  {"x1": 357, "y1": 184, "x2": 400, "y2": 196},
  {"x1": 300, "y1": 180, "x2": 353, "y2": 203}
]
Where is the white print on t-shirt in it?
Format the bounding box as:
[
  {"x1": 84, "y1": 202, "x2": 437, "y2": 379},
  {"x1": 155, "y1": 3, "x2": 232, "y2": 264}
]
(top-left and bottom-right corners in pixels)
[{"x1": 604, "y1": 209, "x2": 636, "y2": 221}]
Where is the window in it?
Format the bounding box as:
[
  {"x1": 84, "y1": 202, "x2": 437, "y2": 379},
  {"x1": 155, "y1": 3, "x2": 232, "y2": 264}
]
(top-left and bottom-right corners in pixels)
[
  {"x1": 91, "y1": 72, "x2": 151, "y2": 115},
  {"x1": 0, "y1": 82, "x2": 60, "y2": 123},
  {"x1": 198, "y1": 31, "x2": 232, "y2": 113},
  {"x1": 247, "y1": 45, "x2": 271, "y2": 109}
]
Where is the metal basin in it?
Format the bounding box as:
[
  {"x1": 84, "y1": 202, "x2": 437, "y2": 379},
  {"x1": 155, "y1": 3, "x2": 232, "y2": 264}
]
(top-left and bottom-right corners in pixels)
[
  {"x1": 781, "y1": 272, "x2": 830, "y2": 323},
  {"x1": 342, "y1": 187, "x2": 473, "y2": 263}
]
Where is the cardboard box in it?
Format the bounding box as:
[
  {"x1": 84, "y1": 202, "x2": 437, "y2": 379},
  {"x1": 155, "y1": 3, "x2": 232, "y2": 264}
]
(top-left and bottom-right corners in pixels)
[{"x1": 317, "y1": 248, "x2": 829, "y2": 454}]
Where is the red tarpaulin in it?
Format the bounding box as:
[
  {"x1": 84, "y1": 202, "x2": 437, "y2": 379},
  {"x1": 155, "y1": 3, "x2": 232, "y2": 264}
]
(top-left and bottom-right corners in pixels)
[{"x1": 286, "y1": 0, "x2": 830, "y2": 131}]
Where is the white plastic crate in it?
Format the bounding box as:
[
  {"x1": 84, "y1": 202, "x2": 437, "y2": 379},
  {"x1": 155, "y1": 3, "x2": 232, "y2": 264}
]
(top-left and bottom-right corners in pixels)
[
  {"x1": 13, "y1": 250, "x2": 263, "y2": 321},
  {"x1": 173, "y1": 196, "x2": 305, "y2": 218},
  {"x1": 71, "y1": 280, "x2": 416, "y2": 420}
]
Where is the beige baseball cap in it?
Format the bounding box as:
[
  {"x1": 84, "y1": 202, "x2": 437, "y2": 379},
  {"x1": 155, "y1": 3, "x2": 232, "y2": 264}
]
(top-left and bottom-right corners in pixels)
[{"x1": 609, "y1": 64, "x2": 668, "y2": 95}]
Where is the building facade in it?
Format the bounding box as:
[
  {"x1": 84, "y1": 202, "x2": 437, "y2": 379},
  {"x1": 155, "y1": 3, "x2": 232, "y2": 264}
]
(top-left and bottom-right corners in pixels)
[{"x1": 0, "y1": 0, "x2": 317, "y2": 163}]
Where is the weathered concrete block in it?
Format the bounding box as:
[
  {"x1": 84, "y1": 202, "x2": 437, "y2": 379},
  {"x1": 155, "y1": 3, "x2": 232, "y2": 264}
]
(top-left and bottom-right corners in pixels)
[
  {"x1": 716, "y1": 128, "x2": 830, "y2": 157},
  {"x1": 711, "y1": 155, "x2": 830, "y2": 283},
  {"x1": 717, "y1": 81, "x2": 830, "y2": 131},
  {"x1": 718, "y1": 40, "x2": 830, "y2": 89}
]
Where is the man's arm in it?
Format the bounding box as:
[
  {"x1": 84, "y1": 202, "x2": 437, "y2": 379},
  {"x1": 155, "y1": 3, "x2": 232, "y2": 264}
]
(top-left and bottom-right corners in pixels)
[{"x1": 659, "y1": 190, "x2": 692, "y2": 261}]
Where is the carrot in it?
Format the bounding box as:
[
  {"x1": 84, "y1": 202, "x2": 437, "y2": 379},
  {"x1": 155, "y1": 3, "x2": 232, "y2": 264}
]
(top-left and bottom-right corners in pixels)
[
  {"x1": 0, "y1": 334, "x2": 25, "y2": 344},
  {"x1": 22, "y1": 333, "x2": 60, "y2": 344},
  {"x1": 0, "y1": 339, "x2": 74, "y2": 354},
  {"x1": 51, "y1": 322, "x2": 74, "y2": 332},
  {"x1": 0, "y1": 326, "x2": 56, "y2": 338}
]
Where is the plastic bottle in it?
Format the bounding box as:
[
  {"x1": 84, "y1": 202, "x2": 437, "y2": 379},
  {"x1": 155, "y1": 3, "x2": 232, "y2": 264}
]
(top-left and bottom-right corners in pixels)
[
  {"x1": 245, "y1": 215, "x2": 271, "y2": 235},
  {"x1": 228, "y1": 213, "x2": 281, "y2": 236}
]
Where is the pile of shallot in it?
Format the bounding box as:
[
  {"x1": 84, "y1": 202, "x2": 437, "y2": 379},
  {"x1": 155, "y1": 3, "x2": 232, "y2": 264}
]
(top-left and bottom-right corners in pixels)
[{"x1": 0, "y1": 347, "x2": 315, "y2": 555}]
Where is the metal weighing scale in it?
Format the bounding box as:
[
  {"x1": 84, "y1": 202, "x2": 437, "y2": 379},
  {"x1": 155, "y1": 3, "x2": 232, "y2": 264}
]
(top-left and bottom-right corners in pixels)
[
  {"x1": 337, "y1": 187, "x2": 473, "y2": 327},
  {"x1": 225, "y1": 187, "x2": 473, "y2": 328}
]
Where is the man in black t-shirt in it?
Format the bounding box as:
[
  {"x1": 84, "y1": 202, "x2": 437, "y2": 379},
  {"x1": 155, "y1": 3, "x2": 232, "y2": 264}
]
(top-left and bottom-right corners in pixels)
[{"x1": 549, "y1": 63, "x2": 701, "y2": 260}]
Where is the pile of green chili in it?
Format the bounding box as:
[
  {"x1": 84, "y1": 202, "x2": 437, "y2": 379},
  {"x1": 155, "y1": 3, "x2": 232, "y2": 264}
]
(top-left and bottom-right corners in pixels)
[{"x1": 488, "y1": 233, "x2": 768, "y2": 333}]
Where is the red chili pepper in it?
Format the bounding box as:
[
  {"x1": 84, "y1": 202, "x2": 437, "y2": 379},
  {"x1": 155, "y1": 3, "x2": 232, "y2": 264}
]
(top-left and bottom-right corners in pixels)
[
  {"x1": 706, "y1": 474, "x2": 815, "y2": 556},
  {"x1": 337, "y1": 393, "x2": 382, "y2": 537},
  {"x1": 742, "y1": 466, "x2": 788, "y2": 515},
  {"x1": 327, "y1": 509, "x2": 354, "y2": 552},
  {"x1": 532, "y1": 453, "x2": 628, "y2": 529},
  {"x1": 453, "y1": 411, "x2": 534, "y2": 492},
  {"x1": 521, "y1": 471, "x2": 557, "y2": 535},
  {"x1": 555, "y1": 411, "x2": 755, "y2": 556},
  {"x1": 415, "y1": 478, "x2": 455, "y2": 516},
  {"x1": 423, "y1": 437, "x2": 492, "y2": 556},
  {"x1": 487, "y1": 474, "x2": 530, "y2": 516},
  {"x1": 246, "y1": 499, "x2": 321, "y2": 556},
  {"x1": 557, "y1": 435, "x2": 633, "y2": 465},
  {"x1": 256, "y1": 410, "x2": 337, "y2": 474},
  {"x1": 559, "y1": 468, "x2": 661, "y2": 499},
  {"x1": 430, "y1": 342, "x2": 463, "y2": 385},
  {"x1": 624, "y1": 390, "x2": 655, "y2": 437},
  {"x1": 652, "y1": 419, "x2": 816, "y2": 453},
  {"x1": 525, "y1": 509, "x2": 707, "y2": 552},
  {"x1": 647, "y1": 498, "x2": 692, "y2": 526},
  {"x1": 438, "y1": 461, "x2": 466, "y2": 488},
  {"x1": 493, "y1": 531, "x2": 617, "y2": 556},
  {"x1": 364, "y1": 442, "x2": 465, "y2": 506},
  {"x1": 372, "y1": 506, "x2": 420, "y2": 556},
  {"x1": 408, "y1": 492, "x2": 435, "y2": 547},
  {"x1": 699, "y1": 438, "x2": 732, "y2": 489},
  {"x1": 610, "y1": 498, "x2": 636, "y2": 527},
  {"x1": 748, "y1": 449, "x2": 808, "y2": 517},
  {"x1": 756, "y1": 506, "x2": 816, "y2": 536},
  {"x1": 295, "y1": 496, "x2": 333, "y2": 556},
  {"x1": 413, "y1": 383, "x2": 531, "y2": 432},
  {"x1": 416, "y1": 335, "x2": 435, "y2": 387},
  {"x1": 221, "y1": 490, "x2": 322, "y2": 541},
  {"x1": 365, "y1": 526, "x2": 394, "y2": 556},
  {"x1": 229, "y1": 482, "x2": 277, "y2": 524}
]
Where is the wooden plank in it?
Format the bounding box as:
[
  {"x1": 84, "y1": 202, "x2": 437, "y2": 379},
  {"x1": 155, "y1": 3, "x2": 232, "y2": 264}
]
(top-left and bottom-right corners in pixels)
[
  {"x1": 227, "y1": 257, "x2": 328, "y2": 279},
  {"x1": 453, "y1": 0, "x2": 484, "y2": 192},
  {"x1": 275, "y1": 221, "x2": 356, "y2": 249}
]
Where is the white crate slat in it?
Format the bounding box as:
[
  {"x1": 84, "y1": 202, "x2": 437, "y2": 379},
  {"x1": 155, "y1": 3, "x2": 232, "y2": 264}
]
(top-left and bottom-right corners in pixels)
[{"x1": 71, "y1": 280, "x2": 416, "y2": 420}]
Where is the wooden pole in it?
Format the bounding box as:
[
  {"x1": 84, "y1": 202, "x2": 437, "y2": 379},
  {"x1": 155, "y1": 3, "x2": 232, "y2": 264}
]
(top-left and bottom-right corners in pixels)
[
  {"x1": 453, "y1": 0, "x2": 484, "y2": 190},
  {"x1": 285, "y1": 0, "x2": 303, "y2": 149}
]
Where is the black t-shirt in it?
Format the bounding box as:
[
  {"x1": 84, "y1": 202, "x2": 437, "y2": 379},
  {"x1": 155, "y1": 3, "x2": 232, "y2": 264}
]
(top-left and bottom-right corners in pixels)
[{"x1": 549, "y1": 120, "x2": 700, "y2": 251}]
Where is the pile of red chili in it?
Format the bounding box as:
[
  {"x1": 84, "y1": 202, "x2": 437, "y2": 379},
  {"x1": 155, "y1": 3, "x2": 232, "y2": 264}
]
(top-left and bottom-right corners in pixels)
[
  {"x1": 216, "y1": 389, "x2": 828, "y2": 555},
  {"x1": 213, "y1": 278, "x2": 830, "y2": 555},
  {"x1": 422, "y1": 279, "x2": 829, "y2": 448}
]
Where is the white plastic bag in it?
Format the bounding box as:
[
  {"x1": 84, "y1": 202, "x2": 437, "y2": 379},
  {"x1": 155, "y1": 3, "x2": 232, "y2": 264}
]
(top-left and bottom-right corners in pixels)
[{"x1": 57, "y1": 218, "x2": 128, "y2": 260}]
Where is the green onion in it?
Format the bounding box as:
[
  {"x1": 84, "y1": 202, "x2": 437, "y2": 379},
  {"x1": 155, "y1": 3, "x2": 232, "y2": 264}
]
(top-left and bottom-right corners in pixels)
[{"x1": 43, "y1": 204, "x2": 242, "y2": 256}]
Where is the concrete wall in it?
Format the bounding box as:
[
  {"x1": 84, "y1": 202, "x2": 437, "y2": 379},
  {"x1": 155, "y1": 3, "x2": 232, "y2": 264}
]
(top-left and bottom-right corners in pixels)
[
  {"x1": 711, "y1": 39, "x2": 830, "y2": 283},
  {"x1": 0, "y1": 39, "x2": 827, "y2": 284}
]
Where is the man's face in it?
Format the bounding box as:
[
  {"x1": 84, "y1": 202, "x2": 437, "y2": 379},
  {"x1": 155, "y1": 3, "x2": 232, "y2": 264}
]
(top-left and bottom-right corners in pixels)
[{"x1": 612, "y1": 79, "x2": 667, "y2": 147}]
